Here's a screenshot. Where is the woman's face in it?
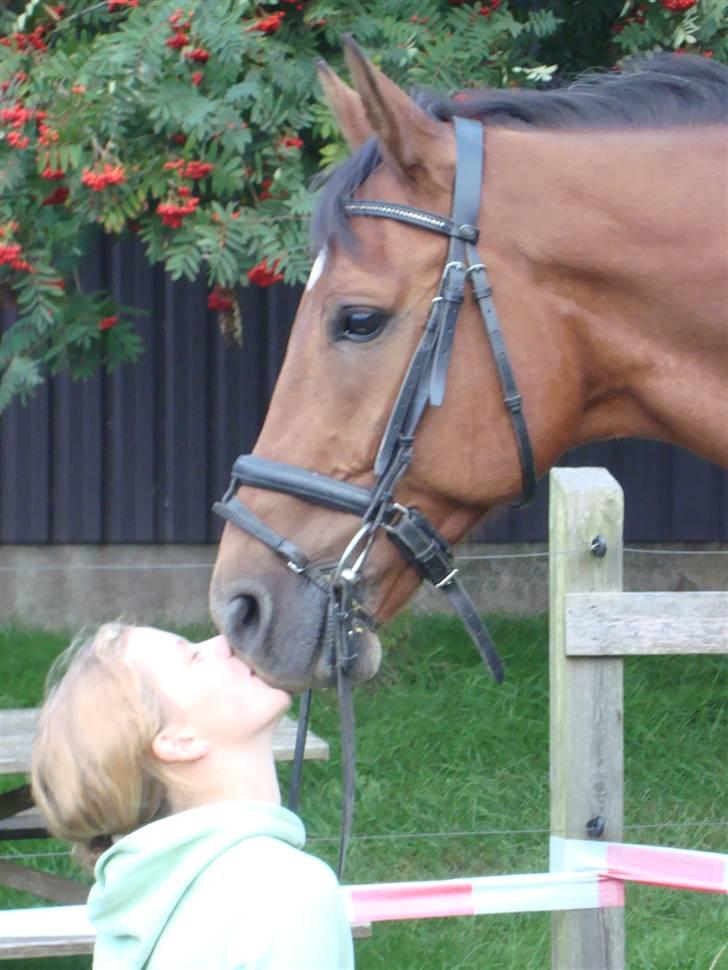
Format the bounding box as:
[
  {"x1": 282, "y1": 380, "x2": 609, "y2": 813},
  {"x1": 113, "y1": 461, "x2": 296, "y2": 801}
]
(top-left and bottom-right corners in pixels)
[{"x1": 125, "y1": 628, "x2": 291, "y2": 749}]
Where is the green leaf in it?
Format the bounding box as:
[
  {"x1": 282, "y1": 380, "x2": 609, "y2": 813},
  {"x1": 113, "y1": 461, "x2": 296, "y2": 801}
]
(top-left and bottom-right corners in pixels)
[{"x1": 0, "y1": 356, "x2": 44, "y2": 412}]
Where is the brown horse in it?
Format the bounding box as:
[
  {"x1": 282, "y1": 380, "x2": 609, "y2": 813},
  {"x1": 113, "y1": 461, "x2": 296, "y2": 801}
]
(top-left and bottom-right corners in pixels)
[{"x1": 210, "y1": 40, "x2": 728, "y2": 691}]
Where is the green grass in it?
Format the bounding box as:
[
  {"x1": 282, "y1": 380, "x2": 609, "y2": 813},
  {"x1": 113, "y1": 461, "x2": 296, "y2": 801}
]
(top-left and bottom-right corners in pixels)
[{"x1": 1, "y1": 616, "x2": 726, "y2": 970}]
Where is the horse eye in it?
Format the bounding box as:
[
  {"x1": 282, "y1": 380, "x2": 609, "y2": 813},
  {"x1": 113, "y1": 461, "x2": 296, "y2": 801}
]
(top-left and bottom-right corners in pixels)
[{"x1": 334, "y1": 307, "x2": 389, "y2": 343}]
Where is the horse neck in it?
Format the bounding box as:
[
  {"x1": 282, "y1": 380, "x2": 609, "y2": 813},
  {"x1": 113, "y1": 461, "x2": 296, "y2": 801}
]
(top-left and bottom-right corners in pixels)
[{"x1": 482, "y1": 125, "x2": 728, "y2": 469}]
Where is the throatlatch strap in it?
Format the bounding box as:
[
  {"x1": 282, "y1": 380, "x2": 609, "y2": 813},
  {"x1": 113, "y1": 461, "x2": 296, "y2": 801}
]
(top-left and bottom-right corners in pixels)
[{"x1": 466, "y1": 251, "x2": 537, "y2": 507}]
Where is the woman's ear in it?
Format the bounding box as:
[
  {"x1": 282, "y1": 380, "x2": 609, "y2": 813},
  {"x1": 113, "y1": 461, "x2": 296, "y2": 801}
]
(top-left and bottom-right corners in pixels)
[{"x1": 152, "y1": 728, "x2": 209, "y2": 765}]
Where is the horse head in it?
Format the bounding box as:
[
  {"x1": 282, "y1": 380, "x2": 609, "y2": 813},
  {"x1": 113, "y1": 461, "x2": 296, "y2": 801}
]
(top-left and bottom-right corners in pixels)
[
  {"x1": 210, "y1": 39, "x2": 553, "y2": 690},
  {"x1": 210, "y1": 40, "x2": 728, "y2": 690}
]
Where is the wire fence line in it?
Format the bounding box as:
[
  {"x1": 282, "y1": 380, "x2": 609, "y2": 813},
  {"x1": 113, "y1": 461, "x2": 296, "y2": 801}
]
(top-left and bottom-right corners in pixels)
[
  {"x1": 2, "y1": 819, "x2": 726, "y2": 864},
  {"x1": 1, "y1": 545, "x2": 726, "y2": 574}
]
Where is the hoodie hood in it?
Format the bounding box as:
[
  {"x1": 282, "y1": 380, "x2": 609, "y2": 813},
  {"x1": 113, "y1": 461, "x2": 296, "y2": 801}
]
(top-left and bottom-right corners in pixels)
[{"x1": 88, "y1": 801, "x2": 305, "y2": 969}]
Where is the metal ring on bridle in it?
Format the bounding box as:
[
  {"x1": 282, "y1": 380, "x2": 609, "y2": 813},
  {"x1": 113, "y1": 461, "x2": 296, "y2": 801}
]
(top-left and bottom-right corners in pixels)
[{"x1": 332, "y1": 521, "x2": 375, "y2": 584}]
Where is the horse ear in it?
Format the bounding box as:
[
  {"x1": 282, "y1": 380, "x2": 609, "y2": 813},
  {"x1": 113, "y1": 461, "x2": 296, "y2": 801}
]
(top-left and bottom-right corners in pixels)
[
  {"x1": 317, "y1": 59, "x2": 373, "y2": 150},
  {"x1": 342, "y1": 35, "x2": 444, "y2": 183}
]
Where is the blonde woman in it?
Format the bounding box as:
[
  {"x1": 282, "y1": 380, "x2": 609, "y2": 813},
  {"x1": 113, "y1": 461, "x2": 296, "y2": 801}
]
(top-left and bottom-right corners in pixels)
[{"x1": 31, "y1": 624, "x2": 354, "y2": 969}]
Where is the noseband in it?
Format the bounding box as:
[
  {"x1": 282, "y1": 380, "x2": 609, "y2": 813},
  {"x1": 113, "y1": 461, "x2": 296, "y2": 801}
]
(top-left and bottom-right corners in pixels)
[{"x1": 213, "y1": 117, "x2": 536, "y2": 876}]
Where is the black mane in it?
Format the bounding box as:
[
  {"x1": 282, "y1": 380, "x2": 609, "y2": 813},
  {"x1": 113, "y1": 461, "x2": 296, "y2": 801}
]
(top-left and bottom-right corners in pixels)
[{"x1": 311, "y1": 53, "x2": 727, "y2": 253}]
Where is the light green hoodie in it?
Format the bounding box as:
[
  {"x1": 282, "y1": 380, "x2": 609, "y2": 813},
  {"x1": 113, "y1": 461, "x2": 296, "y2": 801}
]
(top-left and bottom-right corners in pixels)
[{"x1": 88, "y1": 801, "x2": 354, "y2": 970}]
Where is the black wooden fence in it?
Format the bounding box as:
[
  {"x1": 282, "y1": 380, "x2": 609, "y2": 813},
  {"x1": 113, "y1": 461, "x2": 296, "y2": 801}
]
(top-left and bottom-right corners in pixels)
[{"x1": 2, "y1": 237, "x2": 727, "y2": 544}]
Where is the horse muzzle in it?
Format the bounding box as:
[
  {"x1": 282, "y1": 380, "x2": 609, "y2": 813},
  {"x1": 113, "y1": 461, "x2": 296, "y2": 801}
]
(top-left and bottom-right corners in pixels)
[{"x1": 210, "y1": 566, "x2": 383, "y2": 691}]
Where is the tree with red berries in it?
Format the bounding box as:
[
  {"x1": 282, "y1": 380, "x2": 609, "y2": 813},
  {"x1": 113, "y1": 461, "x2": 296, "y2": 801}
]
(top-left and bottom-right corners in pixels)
[{"x1": 1, "y1": 0, "x2": 725, "y2": 409}]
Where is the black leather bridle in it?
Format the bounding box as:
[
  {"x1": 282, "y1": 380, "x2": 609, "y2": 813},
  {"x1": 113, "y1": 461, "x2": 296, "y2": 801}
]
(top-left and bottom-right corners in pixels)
[{"x1": 213, "y1": 117, "x2": 536, "y2": 876}]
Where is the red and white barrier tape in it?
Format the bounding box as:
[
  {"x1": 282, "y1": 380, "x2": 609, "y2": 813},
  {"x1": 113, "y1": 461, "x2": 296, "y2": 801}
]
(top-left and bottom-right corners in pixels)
[
  {"x1": 551, "y1": 836, "x2": 728, "y2": 902},
  {"x1": 1, "y1": 839, "x2": 725, "y2": 944},
  {"x1": 342, "y1": 838, "x2": 726, "y2": 924},
  {"x1": 342, "y1": 869, "x2": 618, "y2": 924}
]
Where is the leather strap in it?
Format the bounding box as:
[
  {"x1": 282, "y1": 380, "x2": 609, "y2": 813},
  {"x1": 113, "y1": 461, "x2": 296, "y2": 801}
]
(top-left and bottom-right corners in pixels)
[
  {"x1": 442, "y1": 579, "x2": 504, "y2": 683},
  {"x1": 212, "y1": 496, "x2": 311, "y2": 574},
  {"x1": 428, "y1": 262, "x2": 466, "y2": 407},
  {"x1": 230, "y1": 455, "x2": 372, "y2": 518},
  {"x1": 429, "y1": 116, "x2": 478, "y2": 403},
  {"x1": 343, "y1": 199, "x2": 478, "y2": 242},
  {"x1": 287, "y1": 688, "x2": 312, "y2": 813},
  {"x1": 335, "y1": 644, "x2": 356, "y2": 880},
  {"x1": 467, "y1": 253, "x2": 537, "y2": 507},
  {"x1": 373, "y1": 298, "x2": 443, "y2": 476},
  {"x1": 383, "y1": 505, "x2": 504, "y2": 682}
]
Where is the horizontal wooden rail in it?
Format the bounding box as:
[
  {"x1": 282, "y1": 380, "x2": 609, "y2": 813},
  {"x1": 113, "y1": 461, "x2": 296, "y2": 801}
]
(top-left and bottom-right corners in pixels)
[
  {"x1": 566, "y1": 591, "x2": 728, "y2": 656},
  {"x1": 1, "y1": 710, "x2": 329, "y2": 775}
]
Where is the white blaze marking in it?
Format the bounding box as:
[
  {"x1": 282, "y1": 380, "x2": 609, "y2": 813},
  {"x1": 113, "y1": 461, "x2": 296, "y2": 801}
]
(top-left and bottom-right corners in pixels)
[{"x1": 305, "y1": 246, "x2": 328, "y2": 292}]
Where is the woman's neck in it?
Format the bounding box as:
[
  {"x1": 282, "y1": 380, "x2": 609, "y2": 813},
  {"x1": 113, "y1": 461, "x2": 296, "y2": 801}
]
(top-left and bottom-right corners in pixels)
[{"x1": 169, "y1": 732, "x2": 282, "y2": 812}]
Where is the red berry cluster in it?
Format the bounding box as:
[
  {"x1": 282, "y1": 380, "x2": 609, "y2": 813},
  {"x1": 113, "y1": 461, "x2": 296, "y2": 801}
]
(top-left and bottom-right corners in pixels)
[
  {"x1": 165, "y1": 8, "x2": 210, "y2": 83},
  {"x1": 0, "y1": 224, "x2": 33, "y2": 273},
  {"x1": 39, "y1": 160, "x2": 69, "y2": 205},
  {"x1": 41, "y1": 165, "x2": 65, "y2": 180},
  {"x1": 81, "y1": 163, "x2": 127, "y2": 191},
  {"x1": 207, "y1": 288, "x2": 234, "y2": 312},
  {"x1": 479, "y1": 0, "x2": 501, "y2": 15},
  {"x1": 164, "y1": 159, "x2": 214, "y2": 180},
  {"x1": 157, "y1": 156, "x2": 213, "y2": 228},
  {"x1": 42, "y1": 186, "x2": 70, "y2": 206},
  {"x1": 184, "y1": 160, "x2": 213, "y2": 179},
  {"x1": 98, "y1": 315, "x2": 119, "y2": 331},
  {"x1": 0, "y1": 2, "x2": 63, "y2": 51},
  {"x1": 1, "y1": 105, "x2": 34, "y2": 127},
  {"x1": 166, "y1": 30, "x2": 189, "y2": 49},
  {"x1": 1, "y1": 104, "x2": 54, "y2": 151},
  {"x1": 6, "y1": 131, "x2": 30, "y2": 149},
  {"x1": 38, "y1": 121, "x2": 58, "y2": 146},
  {"x1": 658, "y1": 0, "x2": 698, "y2": 10},
  {"x1": 0, "y1": 24, "x2": 49, "y2": 52},
  {"x1": 279, "y1": 135, "x2": 303, "y2": 149},
  {"x1": 157, "y1": 197, "x2": 200, "y2": 229},
  {"x1": 107, "y1": 0, "x2": 138, "y2": 11},
  {"x1": 245, "y1": 11, "x2": 286, "y2": 34},
  {"x1": 247, "y1": 258, "x2": 284, "y2": 287}
]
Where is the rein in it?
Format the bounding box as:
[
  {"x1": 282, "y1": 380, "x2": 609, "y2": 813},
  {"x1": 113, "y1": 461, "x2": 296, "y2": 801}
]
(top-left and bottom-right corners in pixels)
[{"x1": 213, "y1": 117, "x2": 536, "y2": 878}]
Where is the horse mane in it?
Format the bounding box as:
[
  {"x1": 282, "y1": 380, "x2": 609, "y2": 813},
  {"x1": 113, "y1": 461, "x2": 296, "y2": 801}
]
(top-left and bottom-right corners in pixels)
[{"x1": 311, "y1": 52, "x2": 727, "y2": 253}]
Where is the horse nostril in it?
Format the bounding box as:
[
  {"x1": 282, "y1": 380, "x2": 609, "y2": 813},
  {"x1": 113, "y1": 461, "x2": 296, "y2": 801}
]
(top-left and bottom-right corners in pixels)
[{"x1": 225, "y1": 594, "x2": 261, "y2": 652}]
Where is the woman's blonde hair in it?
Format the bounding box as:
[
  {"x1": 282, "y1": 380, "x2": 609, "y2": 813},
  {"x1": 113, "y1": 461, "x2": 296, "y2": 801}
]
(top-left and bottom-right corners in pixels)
[{"x1": 31, "y1": 623, "x2": 174, "y2": 871}]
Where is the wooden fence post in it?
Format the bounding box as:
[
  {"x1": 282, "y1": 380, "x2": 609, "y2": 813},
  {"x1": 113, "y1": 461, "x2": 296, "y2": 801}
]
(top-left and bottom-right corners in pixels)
[{"x1": 549, "y1": 468, "x2": 625, "y2": 970}]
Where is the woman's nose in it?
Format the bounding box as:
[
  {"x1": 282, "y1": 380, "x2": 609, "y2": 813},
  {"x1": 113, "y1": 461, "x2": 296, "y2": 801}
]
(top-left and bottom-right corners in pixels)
[{"x1": 195, "y1": 634, "x2": 232, "y2": 658}]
